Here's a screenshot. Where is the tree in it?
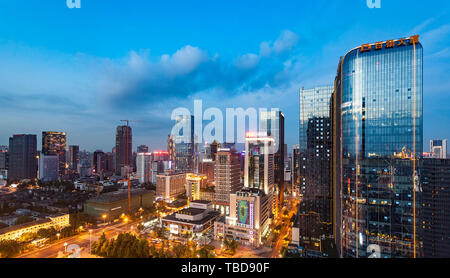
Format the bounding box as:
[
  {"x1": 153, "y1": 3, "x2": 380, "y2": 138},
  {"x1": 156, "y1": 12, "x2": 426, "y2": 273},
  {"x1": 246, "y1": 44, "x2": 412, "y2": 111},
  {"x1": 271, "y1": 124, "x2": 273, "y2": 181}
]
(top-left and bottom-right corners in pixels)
[{"x1": 0, "y1": 240, "x2": 22, "y2": 258}]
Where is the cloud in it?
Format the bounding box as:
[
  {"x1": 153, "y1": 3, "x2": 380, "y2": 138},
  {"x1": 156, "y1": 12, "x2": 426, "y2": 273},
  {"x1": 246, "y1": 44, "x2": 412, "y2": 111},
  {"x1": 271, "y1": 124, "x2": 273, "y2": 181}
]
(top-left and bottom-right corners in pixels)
[
  {"x1": 99, "y1": 30, "x2": 301, "y2": 110},
  {"x1": 260, "y1": 30, "x2": 299, "y2": 56}
]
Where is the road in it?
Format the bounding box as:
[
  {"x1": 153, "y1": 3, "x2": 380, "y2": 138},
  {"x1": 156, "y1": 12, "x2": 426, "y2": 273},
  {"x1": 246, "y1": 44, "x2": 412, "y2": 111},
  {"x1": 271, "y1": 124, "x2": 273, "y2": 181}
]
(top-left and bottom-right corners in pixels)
[
  {"x1": 271, "y1": 196, "x2": 297, "y2": 258},
  {"x1": 17, "y1": 221, "x2": 138, "y2": 258}
]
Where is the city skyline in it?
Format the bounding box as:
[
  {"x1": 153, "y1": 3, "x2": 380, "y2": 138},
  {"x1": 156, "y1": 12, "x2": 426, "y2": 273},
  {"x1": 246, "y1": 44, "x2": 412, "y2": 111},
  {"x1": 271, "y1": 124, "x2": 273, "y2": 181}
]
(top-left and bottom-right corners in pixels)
[{"x1": 1, "y1": 0, "x2": 449, "y2": 151}]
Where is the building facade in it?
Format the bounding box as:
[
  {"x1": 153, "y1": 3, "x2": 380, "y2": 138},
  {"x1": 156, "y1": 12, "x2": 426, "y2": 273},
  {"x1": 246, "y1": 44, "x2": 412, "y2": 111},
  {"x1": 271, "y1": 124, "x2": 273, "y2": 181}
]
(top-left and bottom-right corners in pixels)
[
  {"x1": 38, "y1": 154, "x2": 59, "y2": 182},
  {"x1": 68, "y1": 145, "x2": 79, "y2": 172},
  {"x1": 333, "y1": 35, "x2": 423, "y2": 258},
  {"x1": 115, "y1": 125, "x2": 132, "y2": 176},
  {"x1": 156, "y1": 172, "x2": 186, "y2": 202},
  {"x1": 42, "y1": 131, "x2": 66, "y2": 176},
  {"x1": 430, "y1": 140, "x2": 447, "y2": 159},
  {"x1": 214, "y1": 148, "x2": 241, "y2": 215},
  {"x1": 8, "y1": 134, "x2": 37, "y2": 181}
]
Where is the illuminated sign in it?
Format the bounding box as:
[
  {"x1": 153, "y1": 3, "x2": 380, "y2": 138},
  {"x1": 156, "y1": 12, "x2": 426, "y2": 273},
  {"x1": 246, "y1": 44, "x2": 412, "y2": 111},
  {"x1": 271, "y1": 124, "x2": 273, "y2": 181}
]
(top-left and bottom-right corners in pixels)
[
  {"x1": 170, "y1": 224, "x2": 179, "y2": 234},
  {"x1": 238, "y1": 200, "x2": 250, "y2": 226},
  {"x1": 360, "y1": 35, "x2": 419, "y2": 53}
]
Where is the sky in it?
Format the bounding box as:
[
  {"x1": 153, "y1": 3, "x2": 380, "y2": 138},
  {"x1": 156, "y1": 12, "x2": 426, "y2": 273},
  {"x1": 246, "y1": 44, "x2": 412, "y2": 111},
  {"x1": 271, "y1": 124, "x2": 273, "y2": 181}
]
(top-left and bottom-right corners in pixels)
[{"x1": 0, "y1": 0, "x2": 449, "y2": 152}]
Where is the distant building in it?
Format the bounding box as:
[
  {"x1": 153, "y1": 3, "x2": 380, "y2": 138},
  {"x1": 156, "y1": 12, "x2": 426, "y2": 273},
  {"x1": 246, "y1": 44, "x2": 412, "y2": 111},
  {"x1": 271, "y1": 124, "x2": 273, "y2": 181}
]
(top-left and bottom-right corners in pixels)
[
  {"x1": 156, "y1": 172, "x2": 186, "y2": 202},
  {"x1": 38, "y1": 154, "x2": 59, "y2": 182},
  {"x1": 68, "y1": 145, "x2": 79, "y2": 172},
  {"x1": 115, "y1": 125, "x2": 132, "y2": 176},
  {"x1": 42, "y1": 131, "x2": 66, "y2": 176},
  {"x1": 137, "y1": 145, "x2": 149, "y2": 153},
  {"x1": 0, "y1": 147, "x2": 8, "y2": 170},
  {"x1": 8, "y1": 134, "x2": 37, "y2": 181},
  {"x1": 214, "y1": 148, "x2": 241, "y2": 215},
  {"x1": 167, "y1": 135, "x2": 176, "y2": 169},
  {"x1": 199, "y1": 158, "x2": 215, "y2": 185},
  {"x1": 174, "y1": 115, "x2": 195, "y2": 173},
  {"x1": 430, "y1": 140, "x2": 447, "y2": 159},
  {"x1": 214, "y1": 188, "x2": 270, "y2": 248},
  {"x1": 136, "y1": 152, "x2": 152, "y2": 184}
]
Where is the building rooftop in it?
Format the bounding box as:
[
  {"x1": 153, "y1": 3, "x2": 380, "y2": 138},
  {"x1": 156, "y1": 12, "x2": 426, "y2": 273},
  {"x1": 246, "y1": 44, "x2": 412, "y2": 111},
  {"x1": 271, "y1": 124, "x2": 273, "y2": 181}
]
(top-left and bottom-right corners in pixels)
[
  {"x1": 163, "y1": 210, "x2": 220, "y2": 226},
  {"x1": 87, "y1": 188, "x2": 151, "y2": 204},
  {"x1": 0, "y1": 218, "x2": 51, "y2": 235}
]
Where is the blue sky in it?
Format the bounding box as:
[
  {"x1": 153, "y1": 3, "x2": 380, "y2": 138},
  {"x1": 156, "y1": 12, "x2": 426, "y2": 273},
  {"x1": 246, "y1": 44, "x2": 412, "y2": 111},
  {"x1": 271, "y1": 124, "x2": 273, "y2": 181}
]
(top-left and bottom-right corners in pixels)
[{"x1": 0, "y1": 0, "x2": 449, "y2": 152}]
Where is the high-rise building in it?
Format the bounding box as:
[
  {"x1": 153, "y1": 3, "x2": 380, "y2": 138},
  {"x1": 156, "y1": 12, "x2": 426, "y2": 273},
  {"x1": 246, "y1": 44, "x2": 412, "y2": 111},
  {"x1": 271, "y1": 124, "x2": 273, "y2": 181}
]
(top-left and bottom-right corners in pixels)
[
  {"x1": 136, "y1": 152, "x2": 152, "y2": 184},
  {"x1": 42, "y1": 131, "x2": 66, "y2": 176},
  {"x1": 421, "y1": 158, "x2": 450, "y2": 258},
  {"x1": 244, "y1": 134, "x2": 275, "y2": 215},
  {"x1": 8, "y1": 134, "x2": 37, "y2": 181},
  {"x1": 115, "y1": 125, "x2": 132, "y2": 176},
  {"x1": 156, "y1": 172, "x2": 186, "y2": 202},
  {"x1": 38, "y1": 154, "x2": 59, "y2": 182},
  {"x1": 167, "y1": 135, "x2": 176, "y2": 169},
  {"x1": 93, "y1": 150, "x2": 105, "y2": 175},
  {"x1": 292, "y1": 145, "x2": 300, "y2": 196},
  {"x1": 214, "y1": 188, "x2": 270, "y2": 248},
  {"x1": 214, "y1": 148, "x2": 241, "y2": 215},
  {"x1": 430, "y1": 140, "x2": 447, "y2": 159},
  {"x1": 199, "y1": 158, "x2": 215, "y2": 186},
  {"x1": 332, "y1": 35, "x2": 423, "y2": 258},
  {"x1": 298, "y1": 86, "x2": 334, "y2": 247},
  {"x1": 210, "y1": 140, "x2": 220, "y2": 161},
  {"x1": 0, "y1": 146, "x2": 8, "y2": 170},
  {"x1": 260, "y1": 110, "x2": 285, "y2": 207},
  {"x1": 68, "y1": 145, "x2": 79, "y2": 172},
  {"x1": 186, "y1": 173, "x2": 207, "y2": 201},
  {"x1": 174, "y1": 115, "x2": 195, "y2": 173}
]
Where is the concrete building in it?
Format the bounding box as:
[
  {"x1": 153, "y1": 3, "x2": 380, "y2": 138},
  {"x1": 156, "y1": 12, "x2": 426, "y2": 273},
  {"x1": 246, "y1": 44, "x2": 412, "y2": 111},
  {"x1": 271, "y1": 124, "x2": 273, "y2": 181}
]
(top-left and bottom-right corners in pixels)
[
  {"x1": 214, "y1": 188, "x2": 270, "y2": 248},
  {"x1": 214, "y1": 148, "x2": 241, "y2": 215},
  {"x1": 185, "y1": 174, "x2": 207, "y2": 201},
  {"x1": 430, "y1": 139, "x2": 447, "y2": 159},
  {"x1": 156, "y1": 172, "x2": 186, "y2": 202},
  {"x1": 38, "y1": 154, "x2": 59, "y2": 182},
  {"x1": 136, "y1": 152, "x2": 152, "y2": 184},
  {"x1": 0, "y1": 213, "x2": 70, "y2": 241},
  {"x1": 8, "y1": 134, "x2": 37, "y2": 181},
  {"x1": 84, "y1": 188, "x2": 154, "y2": 219},
  {"x1": 162, "y1": 200, "x2": 220, "y2": 236}
]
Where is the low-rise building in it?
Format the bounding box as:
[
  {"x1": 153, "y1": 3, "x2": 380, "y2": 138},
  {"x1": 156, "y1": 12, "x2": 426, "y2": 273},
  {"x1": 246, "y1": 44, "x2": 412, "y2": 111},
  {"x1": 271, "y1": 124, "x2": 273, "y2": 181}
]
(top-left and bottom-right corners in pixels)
[
  {"x1": 162, "y1": 200, "x2": 220, "y2": 236},
  {"x1": 84, "y1": 188, "x2": 154, "y2": 219},
  {"x1": 0, "y1": 213, "x2": 70, "y2": 241}
]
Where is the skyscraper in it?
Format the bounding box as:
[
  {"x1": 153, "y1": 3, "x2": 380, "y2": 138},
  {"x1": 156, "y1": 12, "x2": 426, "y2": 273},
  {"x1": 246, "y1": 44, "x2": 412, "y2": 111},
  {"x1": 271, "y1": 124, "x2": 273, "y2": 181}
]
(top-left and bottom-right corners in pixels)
[
  {"x1": 244, "y1": 134, "x2": 275, "y2": 215},
  {"x1": 174, "y1": 115, "x2": 195, "y2": 173},
  {"x1": 214, "y1": 148, "x2": 241, "y2": 215},
  {"x1": 430, "y1": 139, "x2": 447, "y2": 159},
  {"x1": 260, "y1": 110, "x2": 285, "y2": 206},
  {"x1": 8, "y1": 134, "x2": 37, "y2": 181},
  {"x1": 68, "y1": 145, "x2": 79, "y2": 172},
  {"x1": 115, "y1": 125, "x2": 132, "y2": 176},
  {"x1": 421, "y1": 158, "x2": 450, "y2": 258},
  {"x1": 332, "y1": 35, "x2": 423, "y2": 258},
  {"x1": 167, "y1": 134, "x2": 175, "y2": 169},
  {"x1": 42, "y1": 131, "x2": 66, "y2": 176},
  {"x1": 38, "y1": 154, "x2": 59, "y2": 182},
  {"x1": 298, "y1": 86, "x2": 334, "y2": 247},
  {"x1": 136, "y1": 152, "x2": 152, "y2": 184},
  {"x1": 137, "y1": 145, "x2": 149, "y2": 153}
]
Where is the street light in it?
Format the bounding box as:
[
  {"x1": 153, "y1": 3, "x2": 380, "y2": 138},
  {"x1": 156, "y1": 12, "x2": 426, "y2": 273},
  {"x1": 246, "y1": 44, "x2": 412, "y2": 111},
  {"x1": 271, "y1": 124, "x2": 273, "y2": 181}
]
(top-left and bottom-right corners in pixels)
[
  {"x1": 64, "y1": 242, "x2": 68, "y2": 253},
  {"x1": 56, "y1": 233, "x2": 61, "y2": 240},
  {"x1": 102, "y1": 214, "x2": 107, "y2": 224}
]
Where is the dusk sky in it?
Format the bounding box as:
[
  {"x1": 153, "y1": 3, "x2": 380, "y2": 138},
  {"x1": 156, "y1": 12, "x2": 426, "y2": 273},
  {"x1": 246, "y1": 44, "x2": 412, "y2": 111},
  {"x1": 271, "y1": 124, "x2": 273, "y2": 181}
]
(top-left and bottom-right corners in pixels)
[{"x1": 0, "y1": 0, "x2": 449, "y2": 152}]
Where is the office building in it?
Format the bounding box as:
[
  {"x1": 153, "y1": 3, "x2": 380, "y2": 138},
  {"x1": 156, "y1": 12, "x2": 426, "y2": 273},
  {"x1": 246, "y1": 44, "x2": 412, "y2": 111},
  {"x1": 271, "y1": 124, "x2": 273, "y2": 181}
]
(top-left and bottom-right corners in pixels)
[
  {"x1": 115, "y1": 125, "x2": 132, "y2": 176},
  {"x1": 260, "y1": 110, "x2": 285, "y2": 204},
  {"x1": 199, "y1": 158, "x2": 215, "y2": 185},
  {"x1": 38, "y1": 154, "x2": 59, "y2": 182},
  {"x1": 421, "y1": 158, "x2": 450, "y2": 258},
  {"x1": 186, "y1": 174, "x2": 207, "y2": 201},
  {"x1": 137, "y1": 145, "x2": 149, "y2": 153},
  {"x1": 156, "y1": 172, "x2": 186, "y2": 202},
  {"x1": 8, "y1": 134, "x2": 37, "y2": 181},
  {"x1": 167, "y1": 135, "x2": 176, "y2": 169},
  {"x1": 214, "y1": 188, "x2": 270, "y2": 247},
  {"x1": 136, "y1": 152, "x2": 152, "y2": 184},
  {"x1": 174, "y1": 115, "x2": 195, "y2": 173},
  {"x1": 214, "y1": 148, "x2": 241, "y2": 215},
  {"x1": 68, "y1": 145, "x2": 79, "y2": 172},
  {"x1": 430, "y1": 140, "x2": 447, "y2": 159},
  {"x1": 332, "y1": 35, "x2": 423, "y2": 258},
  {"x1": 42, "y1": 131, "x2": 66, "y2": 176},
  {"x1": 0, "y1": 147, "x2": 8, "y2": 170},
  {"x1": 298, "y1": 86, "x2": 334, "y2": 247}
]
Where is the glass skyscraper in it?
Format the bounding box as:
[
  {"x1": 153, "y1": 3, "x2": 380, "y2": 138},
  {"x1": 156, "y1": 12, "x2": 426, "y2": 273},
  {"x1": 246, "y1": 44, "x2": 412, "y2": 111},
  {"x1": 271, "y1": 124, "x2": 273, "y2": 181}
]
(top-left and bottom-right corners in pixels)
[{"x1": 333, "y1": 36, "x2": 423, "y2": 258}]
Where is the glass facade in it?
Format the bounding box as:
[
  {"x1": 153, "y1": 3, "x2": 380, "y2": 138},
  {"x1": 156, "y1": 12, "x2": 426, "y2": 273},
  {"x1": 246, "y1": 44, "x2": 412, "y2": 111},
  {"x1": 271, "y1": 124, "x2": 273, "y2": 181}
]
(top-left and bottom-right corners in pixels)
[
  {"x1": 298, "y1": 86, "x2": 334, "y2": 248},
  {"x1": 338, "y1": 38, "x2": 423, "y2": 258}
]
